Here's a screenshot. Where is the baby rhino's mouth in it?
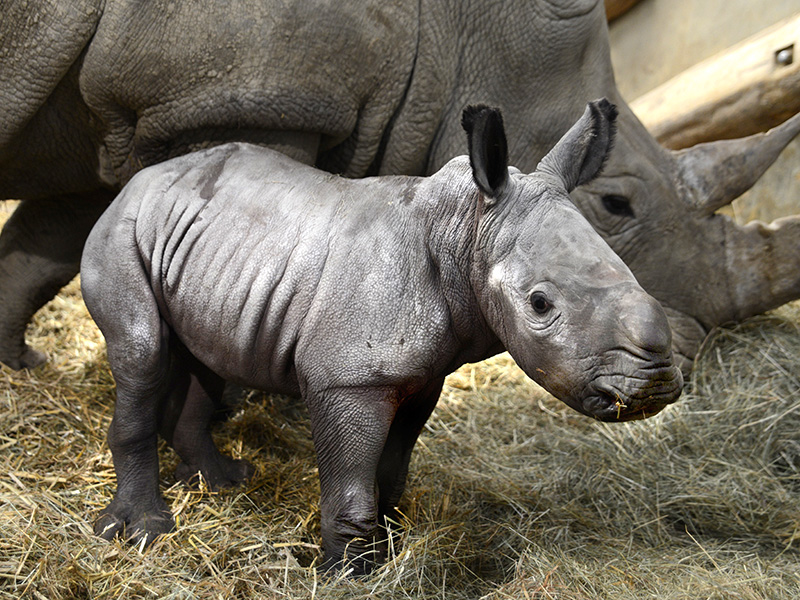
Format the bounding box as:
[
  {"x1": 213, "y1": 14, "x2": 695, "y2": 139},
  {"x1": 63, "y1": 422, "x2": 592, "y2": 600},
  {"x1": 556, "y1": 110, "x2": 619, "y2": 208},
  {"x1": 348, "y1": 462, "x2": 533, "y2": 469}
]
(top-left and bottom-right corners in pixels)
[{"x1": 580, "y1": 368, "x2": 684, "y2": 422}]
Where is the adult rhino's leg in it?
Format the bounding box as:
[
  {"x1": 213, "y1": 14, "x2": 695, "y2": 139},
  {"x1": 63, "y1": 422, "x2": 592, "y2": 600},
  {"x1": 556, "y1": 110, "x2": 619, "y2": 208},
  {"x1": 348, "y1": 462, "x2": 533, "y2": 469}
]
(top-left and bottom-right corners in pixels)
[
  {"x1": 0, "y1": 192, "x2": 111, "y2": 369},
  {"x1": 377, "y1": 379, "x2": 444, "y2": 525},
  {"x1": 307, "y1": 386, "x2": 397, "y2": 576},
  {"x1": 164, "y1": 349, "x2": 255, "y2": 489}
]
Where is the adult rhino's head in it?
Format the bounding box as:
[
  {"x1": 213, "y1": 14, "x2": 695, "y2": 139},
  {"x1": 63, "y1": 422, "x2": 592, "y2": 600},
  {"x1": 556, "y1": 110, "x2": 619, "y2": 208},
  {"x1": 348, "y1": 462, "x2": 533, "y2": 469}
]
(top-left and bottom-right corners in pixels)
[
  {"x1": 570, "y1": 104, "x2": 800, "y2": 375},
  {"x1": 464, "y1": 99, "x2": 683, "y2": 421}
]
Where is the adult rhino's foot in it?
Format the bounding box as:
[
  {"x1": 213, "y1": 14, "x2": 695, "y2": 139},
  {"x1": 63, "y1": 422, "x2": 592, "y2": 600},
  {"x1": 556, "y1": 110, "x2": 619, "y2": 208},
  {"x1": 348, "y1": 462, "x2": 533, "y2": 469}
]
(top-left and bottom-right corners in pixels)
[
  {"x1": 174, "y1": 454, "x2": 255, "y2": 490},
  {"x1": 94, "y1": 496, "x2": 174, "y2": 546},
  {"x1": 0, "y1": 343, "x2": 47, "y2": 370}
]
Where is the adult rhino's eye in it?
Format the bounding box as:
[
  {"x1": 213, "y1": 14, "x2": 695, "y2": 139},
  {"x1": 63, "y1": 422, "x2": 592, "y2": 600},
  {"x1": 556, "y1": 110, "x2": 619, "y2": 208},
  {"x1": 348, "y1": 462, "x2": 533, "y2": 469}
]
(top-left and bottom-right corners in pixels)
[
  {"x1": 601, "y1": 194, "x2": 634, "y2": 218},
  {"x1": 530, "y1": 292, "x2": 551, "y2": 315}
]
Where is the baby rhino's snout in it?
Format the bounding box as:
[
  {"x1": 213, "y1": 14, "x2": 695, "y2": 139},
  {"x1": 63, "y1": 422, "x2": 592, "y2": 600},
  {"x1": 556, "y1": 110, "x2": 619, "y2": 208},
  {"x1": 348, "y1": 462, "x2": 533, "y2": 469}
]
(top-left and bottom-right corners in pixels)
[
  {"x1": 581, "y1": 286, "x2": 683, "y2": 422},
  {"x1": 618, "y1": 290, "x2": 672, "y2": 359}
]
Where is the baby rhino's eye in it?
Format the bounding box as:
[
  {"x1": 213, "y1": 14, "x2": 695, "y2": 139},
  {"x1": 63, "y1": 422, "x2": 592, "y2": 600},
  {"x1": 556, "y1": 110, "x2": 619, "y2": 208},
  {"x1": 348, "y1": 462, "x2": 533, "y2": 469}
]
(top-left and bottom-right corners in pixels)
[{"x1": 530, "y1": 292, "x2": 551, "y2": 315}]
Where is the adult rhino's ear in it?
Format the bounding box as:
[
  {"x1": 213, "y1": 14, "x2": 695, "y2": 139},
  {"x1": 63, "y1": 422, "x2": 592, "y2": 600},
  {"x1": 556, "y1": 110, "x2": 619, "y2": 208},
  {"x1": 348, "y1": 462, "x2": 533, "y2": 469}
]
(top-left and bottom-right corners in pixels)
[
  {"x1": 537, "y1": 98, "x2": 618, "y2": 192},
  {"x1": 462, "y1": 105, "x2": 509, "y2": 200}
]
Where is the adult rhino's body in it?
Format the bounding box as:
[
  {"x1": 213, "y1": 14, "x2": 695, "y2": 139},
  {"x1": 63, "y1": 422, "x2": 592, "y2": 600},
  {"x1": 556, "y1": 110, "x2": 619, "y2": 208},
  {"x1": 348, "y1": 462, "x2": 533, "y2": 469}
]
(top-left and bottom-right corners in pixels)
[
  {"x1": 82, "y1": 101, "x2": 682, "y2": 573},
  {"x1": 2, "y1": 0, "x2": 799, "y2": 373}
]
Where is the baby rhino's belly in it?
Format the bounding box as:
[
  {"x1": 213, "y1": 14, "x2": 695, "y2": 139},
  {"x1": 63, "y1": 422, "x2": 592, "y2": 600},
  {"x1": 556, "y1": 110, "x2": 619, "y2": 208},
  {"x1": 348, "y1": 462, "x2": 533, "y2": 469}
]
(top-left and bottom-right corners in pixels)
[{"x1": 159, "y1": 237, "x2": 308, "y2": 396}]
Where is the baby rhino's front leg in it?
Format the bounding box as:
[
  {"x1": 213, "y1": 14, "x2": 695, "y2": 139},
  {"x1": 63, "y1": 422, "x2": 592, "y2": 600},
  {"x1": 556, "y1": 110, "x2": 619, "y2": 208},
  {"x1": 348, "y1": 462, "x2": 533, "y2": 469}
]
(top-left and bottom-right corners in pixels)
[{"x1": 306, "y1": 386, "x2": 400, "y2": 576}]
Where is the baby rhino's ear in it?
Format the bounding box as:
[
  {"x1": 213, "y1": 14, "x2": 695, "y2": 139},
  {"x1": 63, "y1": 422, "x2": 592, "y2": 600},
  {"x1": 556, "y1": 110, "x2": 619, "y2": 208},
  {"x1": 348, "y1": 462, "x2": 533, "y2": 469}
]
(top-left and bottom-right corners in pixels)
[
  {"x1": 536, "y1": 98, "x2": 618, "y2": 192},
  {"x1": 461, "y1": 105, "x2": 509, "y2": 199}
]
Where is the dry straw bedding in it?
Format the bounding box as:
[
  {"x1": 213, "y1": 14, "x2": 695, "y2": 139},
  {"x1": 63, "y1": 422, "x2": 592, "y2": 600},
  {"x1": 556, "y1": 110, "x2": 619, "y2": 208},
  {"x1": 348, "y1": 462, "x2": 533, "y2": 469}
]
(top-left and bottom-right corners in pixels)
[{"x1": 1, "y1": 201, "x2": 800, "y2": 599}]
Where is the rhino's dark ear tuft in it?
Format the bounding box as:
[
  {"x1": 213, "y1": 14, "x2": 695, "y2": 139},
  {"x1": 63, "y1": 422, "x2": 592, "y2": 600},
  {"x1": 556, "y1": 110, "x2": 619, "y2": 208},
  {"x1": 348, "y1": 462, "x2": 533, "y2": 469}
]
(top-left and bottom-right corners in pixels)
[
  {"x1": 537, "y1": 98, "x2": 618, "y2": 192},
  {"x1": 578, "y1": 98, "x2": 618, "y2": 187},
  {"x1": 462, "y1": 105, "x2": 509, "y2": 199}
]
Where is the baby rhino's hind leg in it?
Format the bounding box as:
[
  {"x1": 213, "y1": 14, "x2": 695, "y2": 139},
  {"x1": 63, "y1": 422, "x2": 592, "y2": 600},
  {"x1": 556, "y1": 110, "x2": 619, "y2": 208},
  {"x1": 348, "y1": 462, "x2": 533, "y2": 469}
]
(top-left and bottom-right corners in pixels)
[
  {"x1": 84, "y1": 289, "x2": 176, "y2": 546},
  {"x1": 165, "y1": 352, "x2": 255, "y2": 490}
]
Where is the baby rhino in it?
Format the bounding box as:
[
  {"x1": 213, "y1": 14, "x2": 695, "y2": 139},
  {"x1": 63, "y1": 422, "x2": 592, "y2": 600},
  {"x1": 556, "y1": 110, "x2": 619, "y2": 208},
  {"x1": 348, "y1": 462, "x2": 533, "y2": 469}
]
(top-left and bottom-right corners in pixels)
[{"x1": 81, "y1": 99, "x2": 682, "y2": 574}]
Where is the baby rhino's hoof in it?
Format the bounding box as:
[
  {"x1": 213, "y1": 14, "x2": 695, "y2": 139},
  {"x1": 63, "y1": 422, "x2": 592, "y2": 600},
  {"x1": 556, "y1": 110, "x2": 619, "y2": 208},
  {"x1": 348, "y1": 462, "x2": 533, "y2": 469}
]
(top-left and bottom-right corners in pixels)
[
  {"x1": 175, "y1": 455, "x2": 255, "y2": 490},
  {"x1": 94, "y1": 499, "x2": 174, "y2": 547}
]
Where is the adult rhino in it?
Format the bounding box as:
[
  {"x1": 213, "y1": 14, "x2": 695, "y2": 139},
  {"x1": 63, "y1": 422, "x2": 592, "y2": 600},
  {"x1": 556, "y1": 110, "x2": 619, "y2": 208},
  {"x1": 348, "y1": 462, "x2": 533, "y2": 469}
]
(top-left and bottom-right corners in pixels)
[{"x1": 2, "y1": 0, "x2": 799, "y2": 374}]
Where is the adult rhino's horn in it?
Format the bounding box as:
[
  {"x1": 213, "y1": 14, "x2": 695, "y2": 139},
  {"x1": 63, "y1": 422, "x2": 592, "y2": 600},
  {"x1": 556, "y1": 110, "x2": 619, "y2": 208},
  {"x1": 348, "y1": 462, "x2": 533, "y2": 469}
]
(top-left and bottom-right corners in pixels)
[
  {"x1": 721, "y1": 215, "x2": 800, "y2": 323},
  {"x1": 674, "y1": 111, "x2": 800, "y2": 216}
]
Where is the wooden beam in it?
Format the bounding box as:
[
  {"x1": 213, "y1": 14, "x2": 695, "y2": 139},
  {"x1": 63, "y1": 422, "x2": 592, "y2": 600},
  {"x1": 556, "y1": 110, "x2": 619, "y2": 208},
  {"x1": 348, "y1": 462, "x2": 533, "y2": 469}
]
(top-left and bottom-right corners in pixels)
[
  {"x1": 630, "y1": 14, "x2": 800, "y2": 149},
  {"x1": 605, "y1": 0, "x2": 645, "y2": 22}
]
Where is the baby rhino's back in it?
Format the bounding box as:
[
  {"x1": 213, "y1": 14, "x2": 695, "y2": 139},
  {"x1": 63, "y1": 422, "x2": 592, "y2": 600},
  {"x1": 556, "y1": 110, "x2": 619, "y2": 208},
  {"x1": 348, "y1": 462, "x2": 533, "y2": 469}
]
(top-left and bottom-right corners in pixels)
[
  {"x1": 85, "y1": 141, "x2": 431, "y2": 393},
  {"x1": 87, "y1": 143, "x2": 345, "y2": 392}
]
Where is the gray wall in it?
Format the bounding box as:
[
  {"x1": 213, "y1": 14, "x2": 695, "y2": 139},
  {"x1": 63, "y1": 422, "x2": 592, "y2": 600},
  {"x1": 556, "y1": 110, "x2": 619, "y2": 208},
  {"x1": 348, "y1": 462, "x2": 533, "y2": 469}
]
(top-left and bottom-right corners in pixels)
[{"x1": 609, "y1": 0, "x2": 799, "y2": 222}]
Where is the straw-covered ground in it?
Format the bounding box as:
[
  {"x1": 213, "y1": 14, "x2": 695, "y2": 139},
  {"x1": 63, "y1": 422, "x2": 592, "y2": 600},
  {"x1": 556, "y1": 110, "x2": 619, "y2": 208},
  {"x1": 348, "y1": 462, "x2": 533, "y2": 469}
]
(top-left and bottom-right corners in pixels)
[{"x1": 2, "y1": 199, "x2": 800, "y2": 599}]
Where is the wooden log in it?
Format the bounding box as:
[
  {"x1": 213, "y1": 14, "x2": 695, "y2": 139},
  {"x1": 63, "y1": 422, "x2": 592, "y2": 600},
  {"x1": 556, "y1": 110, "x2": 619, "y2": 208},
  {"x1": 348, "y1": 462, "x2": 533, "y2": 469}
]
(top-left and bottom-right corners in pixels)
[
  {"x1": 605, "y1": 0, "x2": 645, "y2": 22},
  {"x1": 630, "y1": 14, "x2": 800, "y2": 149}
]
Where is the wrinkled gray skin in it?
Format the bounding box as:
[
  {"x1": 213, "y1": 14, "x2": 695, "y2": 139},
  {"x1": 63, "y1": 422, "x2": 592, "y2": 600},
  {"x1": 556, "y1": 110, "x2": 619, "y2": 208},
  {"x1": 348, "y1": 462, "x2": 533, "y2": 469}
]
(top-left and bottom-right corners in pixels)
[
  {"x1": 81, "y1": 102, "x2": 682, "y2": 574},
  {"x1": 2, "y1": 0, "x2": 798, "y2": 374}
]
